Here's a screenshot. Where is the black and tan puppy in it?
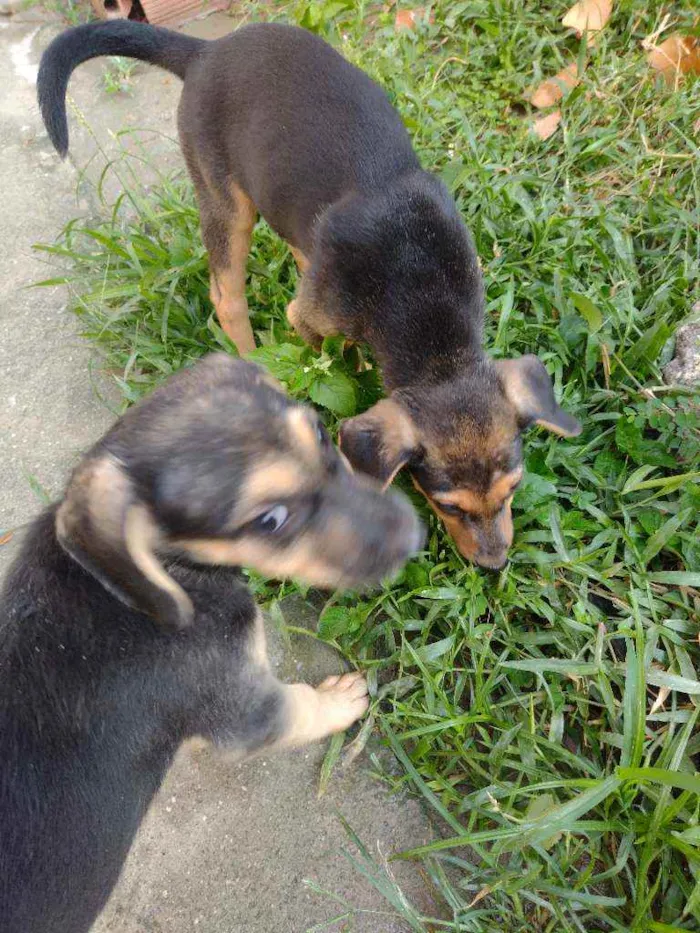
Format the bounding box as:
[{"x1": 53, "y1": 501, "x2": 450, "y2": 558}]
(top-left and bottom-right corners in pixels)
[
  {"x1": 0, "y1": 353, "x2": 420, "y2": 933},
  {"x1": 38, "y1": 20, "x2": 581, "y2": 569}
]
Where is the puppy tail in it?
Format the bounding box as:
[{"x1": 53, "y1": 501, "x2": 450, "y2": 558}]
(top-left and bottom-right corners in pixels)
[{"x1": 37, "y1": 20, "x2": 205, "y2": 158}]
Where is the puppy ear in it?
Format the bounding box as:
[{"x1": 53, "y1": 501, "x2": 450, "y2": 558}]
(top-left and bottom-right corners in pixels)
[
  {"x1": 339, "y1": 398, "x2": 419, "y2": 488},
  {"x1": 56, "y1": 455, "x2": 193, "y2": 630},
  {"x1": 496, "y1": 355, "x2": 581, "y2": 437}
]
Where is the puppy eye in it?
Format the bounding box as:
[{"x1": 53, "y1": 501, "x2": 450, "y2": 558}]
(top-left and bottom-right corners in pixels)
[
  {"x1": 437, "y1": 502, "x2": 462, "y2": 518},
  {"x1": 317, "y1": 422, "x2": 329, "y2": 445},
  {"x1": 253, "y1": 505, "x2": 289, "y2": 534}
]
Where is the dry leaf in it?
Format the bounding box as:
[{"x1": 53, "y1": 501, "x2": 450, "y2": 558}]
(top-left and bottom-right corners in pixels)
[
  {"x1": 530, "y1": 63, "x2": 580, "y2": 109},
  {"x1": 532, "y1": 110, "x2": 562, "y2": 140},
  {"x1": 394, "y1": 8, "x2": 433, "y2": 30},
  {"x1": 0, "y1": 531, "x2": 13, "y2": 546},
  {"x1": 562, "y1": 0, "x2": 612, "y2": 36},
  {"x1": 650, "y1": 687, "x2": 671, "y2": 715},
  {"x1": 466, "y1": 887, "x2": 492, "y2": 910},
  {"x1": 647, "y1": 35, "x2": 700, "y2": 79}
]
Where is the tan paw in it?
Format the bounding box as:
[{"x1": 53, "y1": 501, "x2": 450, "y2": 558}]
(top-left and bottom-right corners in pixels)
[{"x1": 316, "y1": 671, "x2": 369, "y2": 733}]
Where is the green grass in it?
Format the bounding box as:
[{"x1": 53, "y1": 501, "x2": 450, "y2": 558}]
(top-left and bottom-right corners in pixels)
[{"x1": 34, "y1": 0, "x2": 700, "y2": 929}]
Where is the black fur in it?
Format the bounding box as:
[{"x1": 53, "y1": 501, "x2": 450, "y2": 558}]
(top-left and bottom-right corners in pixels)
[
  {"x1": 38, "y1": 20, "x2": 204, "y2": 156},
  {"x1": 0, "y1": 354, "x2": 420, "y2": 933},
  {"x1": 36, "y1": 21, "x2": 580, "y2": 568},
  {"x1": 0, "y1": 516, "x2": 274, "y2": 933}
]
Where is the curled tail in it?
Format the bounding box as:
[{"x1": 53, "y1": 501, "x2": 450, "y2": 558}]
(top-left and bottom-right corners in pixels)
[{"x1": 37, "y1": 20, "x2": 206, "y2": 157}]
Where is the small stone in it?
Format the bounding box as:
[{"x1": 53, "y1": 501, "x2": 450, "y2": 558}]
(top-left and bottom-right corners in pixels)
[{"x1": 663, "y1": 308, "x2": 700, "y2": 387}]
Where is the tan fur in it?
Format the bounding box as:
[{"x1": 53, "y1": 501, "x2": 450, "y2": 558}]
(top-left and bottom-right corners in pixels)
[
  {"x1": 57, "y1": 456, "x2": 195, "y2": 624},
  {"x1": 287, "y1": 277, "x2": 340, "y2": 349},
  {"x1": 235, "y1": 458, "x2": 306, "y2": 520},
  {"x1": 433, "y1": 467, "x2": 523, "y2": 515},
  {"x1": 533, "y1": 415, "x2": 575, "y2": 437},
  {"x1": 176, "y1": 534, "x2": 354, "y2": 590},
  {"x1": 496, "y1": 357, "x2": 580, "y2": 438},
  {"x1": 340, "y1": 398, "x2": 418, "y2": 487},
  {"x1": 123, "y1": 503, "x2": 194, "y2": 622},
  {"x1": 372, "y1": 399, "x2": 419, "y2": 488},
  {"x1": 414, "y1": 468, "x2": 520, "y2": 568},
  {"x1": 274, "y1": 672, "x2": 369, "y2": 747},
  {"x1": 56, "y1": 455, "x2": 129, "y2": 545},
  {"x1": 289, "y1": 246, "x2": 310, "y2": 274},
  {"x1": 208, "y1": 184, "x2": 257, "y2": 355},
  {"x1": 286, "y1": 408, "x2": 320, "y2": 465}
]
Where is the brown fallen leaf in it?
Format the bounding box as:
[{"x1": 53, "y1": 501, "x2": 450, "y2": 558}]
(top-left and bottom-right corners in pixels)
[
  {"x1": 530, "y1": 63, "x2": 580, "y2": 109},
  {"x1": 394, "y1": 8, "x2": 433, "y2": 30},
  {"x1": 562, "y1": 0, "x2": 612, "y2": 36},
  {"x1": 647, "y1": 35, "x2": 700, "y2": 79},
  {"x1": 532, "y1": 109, "x2": 562, "y2": 140},
  {"x1": 0, "y1": 531, "x2": 13, "y2": 546}
]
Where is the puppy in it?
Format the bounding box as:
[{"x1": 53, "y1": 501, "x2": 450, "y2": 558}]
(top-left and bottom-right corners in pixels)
[
  {"x1": 0, "y1": 353, "x2": 421, "y2": 933},
  {"x1": 37, "y1": 21, "x2": 581, "y2": 568}
]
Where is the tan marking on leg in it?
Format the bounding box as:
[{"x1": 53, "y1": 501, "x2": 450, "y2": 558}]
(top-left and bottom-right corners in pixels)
[
  {"x1": 274, "y1": 672, "x2": 369, "y2": 748},
  {"x1": 181, "y1": 736, "x2": 211, "y2": 755},
  {"x1": 290, "y1": 246, "x2": 310, "y2": 274},
  {"x1": 210, "y1": 184, "x2": 257, "y2": 356}
]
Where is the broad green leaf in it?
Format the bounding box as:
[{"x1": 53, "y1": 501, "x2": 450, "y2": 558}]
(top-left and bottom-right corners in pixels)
[
  {"x1": 412, "y1": 635, "x2": 455, "y2": 664},
  {"x1": 570, "y1": 292, "x2": 603, "y2": 333},
  {"x1": 309, "y1": 369, "x2": 357, "y2": 416},
  {"x1": 248, "y1": 342, "x2": 306, "y2": 384}
]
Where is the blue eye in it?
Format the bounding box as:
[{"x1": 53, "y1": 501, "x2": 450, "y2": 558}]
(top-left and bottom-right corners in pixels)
[{"x1": 253, "y1": 505, "x2": 289, "y2": 534}]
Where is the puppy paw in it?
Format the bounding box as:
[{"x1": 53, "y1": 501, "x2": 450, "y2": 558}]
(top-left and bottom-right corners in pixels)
[{"x1": 316, "y1": 671, "x2": 369, "y2": 733}]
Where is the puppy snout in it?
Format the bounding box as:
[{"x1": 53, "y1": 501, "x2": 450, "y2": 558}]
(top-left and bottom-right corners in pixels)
[
  {"x1": 475, "y1": 551, "x2": 509, "y2": 572},
  {"x1": 338, "y1": 484, "x2": 421, "y2": 583}
]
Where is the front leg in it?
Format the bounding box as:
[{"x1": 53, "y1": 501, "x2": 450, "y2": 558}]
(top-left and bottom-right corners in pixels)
[
  {"x1": 204, "y1": 609, "x2": 368, "y2": 754},
  {"x1": 275, "y1": 673, "x2": 369, "y2": 747}
]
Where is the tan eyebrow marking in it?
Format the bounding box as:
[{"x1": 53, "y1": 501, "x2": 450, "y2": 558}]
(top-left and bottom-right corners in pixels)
[
  {"x1": 432, "y1": 467, "x2": 523, "y2": 515},
  {"x1": 235, "y1": 458, "x2": 307, "y2": 522}
]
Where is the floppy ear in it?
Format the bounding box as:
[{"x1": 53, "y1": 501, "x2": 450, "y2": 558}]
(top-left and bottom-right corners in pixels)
[
  {"x1": 338, "y1": 398, "x2": 419, "y2": 488},
  {"x1": 496, "y1": 355, "x2": 581, "y2": 437},
  {"x1": 56, "y1": 455, "x2": 193, "y2": 630}
]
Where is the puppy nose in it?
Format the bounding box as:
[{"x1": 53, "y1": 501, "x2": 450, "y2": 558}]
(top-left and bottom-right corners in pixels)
[{"x1": 476, "y1": 552, "x2": 509, "y2": 572}]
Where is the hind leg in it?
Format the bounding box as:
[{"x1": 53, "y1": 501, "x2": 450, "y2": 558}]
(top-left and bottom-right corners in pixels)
[{"x1": 198, "y1": 183, "x2": 257, "y2": 356}]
